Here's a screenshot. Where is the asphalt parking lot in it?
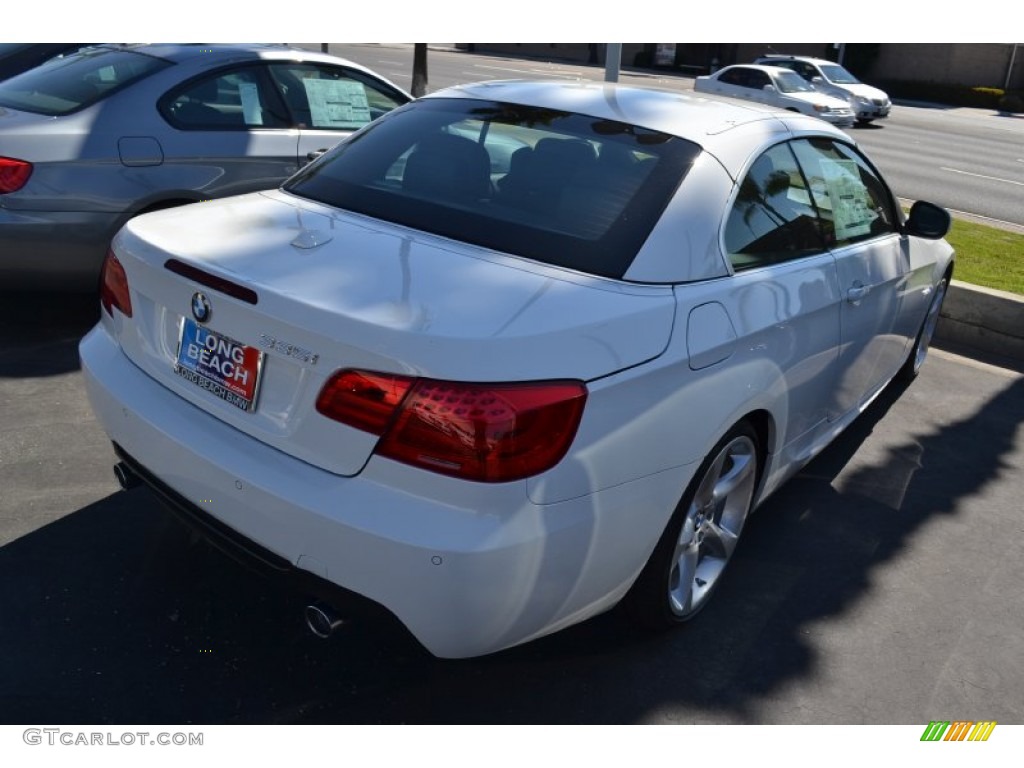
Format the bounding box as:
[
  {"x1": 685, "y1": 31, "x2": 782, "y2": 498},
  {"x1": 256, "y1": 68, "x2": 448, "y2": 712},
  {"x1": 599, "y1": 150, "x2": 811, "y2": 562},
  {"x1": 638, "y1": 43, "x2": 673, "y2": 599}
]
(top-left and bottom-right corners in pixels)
[{"x1": 1, "y1": 290, "x2": 1022, "y2": 724}]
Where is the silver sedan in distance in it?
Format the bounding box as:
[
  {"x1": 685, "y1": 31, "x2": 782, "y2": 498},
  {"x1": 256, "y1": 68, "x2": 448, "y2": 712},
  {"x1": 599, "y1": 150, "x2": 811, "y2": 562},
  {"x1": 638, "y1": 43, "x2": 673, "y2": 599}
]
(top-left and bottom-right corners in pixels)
[
  {"x1": 695, "y1": 64, "x2": 855, "y2": 127},
  {"x1": 0, "y1": 43, "x2": 410, "y2": 290},
  {"x1": 81, "y1": 82, "x2": 953, "y2": 658}
]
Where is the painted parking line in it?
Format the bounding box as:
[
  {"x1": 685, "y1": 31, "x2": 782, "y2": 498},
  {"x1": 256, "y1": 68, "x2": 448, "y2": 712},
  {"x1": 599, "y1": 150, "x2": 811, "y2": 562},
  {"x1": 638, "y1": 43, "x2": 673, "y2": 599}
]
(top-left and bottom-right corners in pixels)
[
  {"x1": 473, "y1": 64, "x2": 539, "y2": 74},
  {"x1": 472, "y1": 63, "x2": 586, "y2": 77},
  {"x1": 464, "y1": 68, "x2": 582, "y2": 82},
  {"x1": 941, "y1": 167, "x2": 1024, "y2": 186}
]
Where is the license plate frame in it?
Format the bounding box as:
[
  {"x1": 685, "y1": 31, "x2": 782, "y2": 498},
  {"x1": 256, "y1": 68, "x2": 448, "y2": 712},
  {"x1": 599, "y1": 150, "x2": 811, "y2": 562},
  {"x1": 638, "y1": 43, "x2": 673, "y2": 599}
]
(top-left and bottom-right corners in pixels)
[{"x1": 174, "y1": 318, "x2": 265, "y2": 412}]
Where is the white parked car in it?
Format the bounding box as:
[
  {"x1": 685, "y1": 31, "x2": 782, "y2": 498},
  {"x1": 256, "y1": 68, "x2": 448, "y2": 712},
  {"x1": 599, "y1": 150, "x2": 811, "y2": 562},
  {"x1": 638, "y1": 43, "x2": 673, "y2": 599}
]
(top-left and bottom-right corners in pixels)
[
  {"x1": 755, "y1": 55, "x2": 891, "y2": 124},
  {"x1": 695, "y1": 64, "x2": 855, "y2": 126},
  {"x1": 80, "y1": 81, "x2": 954, "y2": 659}
]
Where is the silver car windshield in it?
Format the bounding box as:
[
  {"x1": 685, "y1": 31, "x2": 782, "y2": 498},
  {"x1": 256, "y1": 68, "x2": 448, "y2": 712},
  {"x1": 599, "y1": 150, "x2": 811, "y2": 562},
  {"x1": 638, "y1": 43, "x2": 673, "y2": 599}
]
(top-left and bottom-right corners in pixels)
[
  {"x1": 0, "y1": 46, "x2": 171, "y2": 116},
  {"x1": 819, "y1": 64, "x2": 861, "y2": 85},
  {"x1": 774, "y1": 71, "x2": 814, "y2": 93},
  {"x1": 285, "y1": 98, "x2": 701, "y2": 279}
]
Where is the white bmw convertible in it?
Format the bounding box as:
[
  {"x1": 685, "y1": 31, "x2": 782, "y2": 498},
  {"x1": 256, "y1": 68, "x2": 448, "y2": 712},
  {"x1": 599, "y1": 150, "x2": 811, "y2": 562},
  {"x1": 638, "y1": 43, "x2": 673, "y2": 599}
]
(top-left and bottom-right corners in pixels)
[{"x1": 80, "y1": 80, "x2": 953, "y2": 658}]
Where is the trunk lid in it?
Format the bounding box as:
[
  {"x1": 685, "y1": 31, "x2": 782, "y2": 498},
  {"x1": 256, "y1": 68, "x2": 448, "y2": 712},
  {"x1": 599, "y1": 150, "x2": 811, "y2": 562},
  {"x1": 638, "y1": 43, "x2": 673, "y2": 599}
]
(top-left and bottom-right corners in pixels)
[{"x1": 111, "y1": 190, "x2": 676, "y2": 476}]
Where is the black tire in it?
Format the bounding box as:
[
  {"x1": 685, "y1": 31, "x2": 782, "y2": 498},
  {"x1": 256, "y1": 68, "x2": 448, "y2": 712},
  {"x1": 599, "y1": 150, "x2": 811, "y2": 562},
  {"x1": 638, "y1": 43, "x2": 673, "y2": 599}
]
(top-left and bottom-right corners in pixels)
[
  {"x1": 897, "y1": 276, "x2": 949, "y2": 383},
  {"x1": 625, "y1": 421, "x2": 762, "y2": 629}
]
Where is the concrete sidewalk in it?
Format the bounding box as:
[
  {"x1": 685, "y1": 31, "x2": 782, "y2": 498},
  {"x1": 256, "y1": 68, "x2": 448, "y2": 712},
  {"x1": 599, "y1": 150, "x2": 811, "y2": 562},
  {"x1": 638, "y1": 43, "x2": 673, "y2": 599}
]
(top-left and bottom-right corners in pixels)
[
  {"x1": 937, "y1": 281, "x2": 1024, "y2": 369},
  {"x1": 931, "y1": 214, "x2": 1024, "y2": 368}
]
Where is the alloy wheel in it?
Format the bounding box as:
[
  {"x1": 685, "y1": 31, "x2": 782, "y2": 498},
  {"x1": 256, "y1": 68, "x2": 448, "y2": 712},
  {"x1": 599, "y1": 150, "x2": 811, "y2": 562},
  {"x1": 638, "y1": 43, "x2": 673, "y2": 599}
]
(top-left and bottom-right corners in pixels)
[{"x1": 668, "y1": 433, "x2": 758, "y2": 619}]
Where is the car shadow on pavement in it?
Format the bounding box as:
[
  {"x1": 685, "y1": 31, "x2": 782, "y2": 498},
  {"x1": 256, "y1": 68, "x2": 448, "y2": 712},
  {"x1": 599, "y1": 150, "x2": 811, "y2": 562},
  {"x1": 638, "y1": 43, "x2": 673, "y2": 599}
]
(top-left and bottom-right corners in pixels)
[
  {"x1": 0, "y1": 487, "x2": 429, "y2": 724},
  {"x1": 0, "y1": 291, "x2": 99, "y2": 378},
  {"x1": 0, "y1": 371, "x2": 1021, "y2": 724}
]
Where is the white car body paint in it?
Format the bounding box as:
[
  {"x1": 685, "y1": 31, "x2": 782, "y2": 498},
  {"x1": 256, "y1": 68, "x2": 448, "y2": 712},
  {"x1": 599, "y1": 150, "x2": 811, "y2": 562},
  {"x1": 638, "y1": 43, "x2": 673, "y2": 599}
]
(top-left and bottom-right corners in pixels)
[{"x1": 80, "y1": 81, "x2": 954, "y2": 658}]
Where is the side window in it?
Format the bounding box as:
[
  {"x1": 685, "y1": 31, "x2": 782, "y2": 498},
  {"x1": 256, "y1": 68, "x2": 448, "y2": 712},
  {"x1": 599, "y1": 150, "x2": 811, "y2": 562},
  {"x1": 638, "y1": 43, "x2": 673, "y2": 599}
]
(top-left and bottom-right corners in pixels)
[
  {"x1": 719, "y1": 68, "x2": 744, "y2": 86},
  {"x1": 748, "y1": 70, "x2": 770, "y2": 89},
  {"x1": 731, "y1": 69, "x2": 749, "y2": 87},
  {"x1": 724, "y1": 142, "x2": 827, "y2": 271},
  {"x1": 729, "y1": 69, "x2": 753, "y2": 88},
  {"x1": 163, "y1": 67, "x2": 287, "y2": 130},
  {"x1": 268, "y1": 63, "x2": 407, "y2": 131},
  {"x1": 790, "y1": 138, "x2": 898, "y2": 248},
  {"x1": 795, "y1": 62, "x2": 816, "y2": 81}
]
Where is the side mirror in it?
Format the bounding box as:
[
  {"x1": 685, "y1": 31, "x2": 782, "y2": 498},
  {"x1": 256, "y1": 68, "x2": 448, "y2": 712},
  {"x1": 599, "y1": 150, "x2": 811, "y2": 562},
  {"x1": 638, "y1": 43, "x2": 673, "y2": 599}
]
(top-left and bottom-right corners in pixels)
[
  {"x1": 762, "y1": 84, "x2": 776, "y2": 93},
  {"x1": 811, "y1": 76, "x2": 824, "y2": 85},
  {"x1": 904, "y1": 200, "x2": 951, "y2": 239}
]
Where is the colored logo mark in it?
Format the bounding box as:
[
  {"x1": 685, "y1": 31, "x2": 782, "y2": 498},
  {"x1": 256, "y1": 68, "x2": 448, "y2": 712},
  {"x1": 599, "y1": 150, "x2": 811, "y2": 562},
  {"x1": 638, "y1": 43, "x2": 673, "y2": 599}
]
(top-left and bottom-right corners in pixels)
[{"x1": 920, "y1": 721, "x2": 997, "y2": 742}]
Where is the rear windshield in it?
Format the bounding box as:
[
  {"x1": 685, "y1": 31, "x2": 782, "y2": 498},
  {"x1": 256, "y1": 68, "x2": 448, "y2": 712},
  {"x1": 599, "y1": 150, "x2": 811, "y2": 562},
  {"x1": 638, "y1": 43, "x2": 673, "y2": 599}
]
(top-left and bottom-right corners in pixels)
[
  {"x1": 284, "y1": 97, "x2": 700, "y2": 279},
  {"x1": 0, "y1": 47, "x2": 171, "y2": 116}
]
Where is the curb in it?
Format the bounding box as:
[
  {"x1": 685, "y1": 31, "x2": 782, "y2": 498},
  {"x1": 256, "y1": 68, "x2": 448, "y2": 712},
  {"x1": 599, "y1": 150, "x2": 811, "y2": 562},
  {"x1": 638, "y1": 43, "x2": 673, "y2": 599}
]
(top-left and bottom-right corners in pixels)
[{"x1": 936, "y1": 280, "x2": 1024, "y2": 363}]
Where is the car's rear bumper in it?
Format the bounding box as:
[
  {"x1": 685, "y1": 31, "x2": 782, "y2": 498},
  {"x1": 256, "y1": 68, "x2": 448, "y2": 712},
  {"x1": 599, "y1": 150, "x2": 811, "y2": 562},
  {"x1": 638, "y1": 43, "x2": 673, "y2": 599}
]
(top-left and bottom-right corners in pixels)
[
  {"x1": 80, "y1": 323, "x2": 679, "y2": 658},
  {"x1": 110, "y1": 440, "x2": 405, "y2": 627},
  {"x1": 0, "y1": 207, "x2": 119, "y2": 291}
]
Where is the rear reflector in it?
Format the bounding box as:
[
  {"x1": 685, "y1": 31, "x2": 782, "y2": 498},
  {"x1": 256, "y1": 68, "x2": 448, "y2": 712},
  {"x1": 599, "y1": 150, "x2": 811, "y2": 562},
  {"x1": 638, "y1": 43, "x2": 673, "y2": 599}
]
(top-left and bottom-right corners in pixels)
[
  {"x1": 0, "y1": 157, "x2": 32, "y2": 193},
  {"x1": 100, "y1": 250, "x2": 133, "y2": 318},
  {"x1": 317, "y1": 370, "x2": 587, "y2": 483}
]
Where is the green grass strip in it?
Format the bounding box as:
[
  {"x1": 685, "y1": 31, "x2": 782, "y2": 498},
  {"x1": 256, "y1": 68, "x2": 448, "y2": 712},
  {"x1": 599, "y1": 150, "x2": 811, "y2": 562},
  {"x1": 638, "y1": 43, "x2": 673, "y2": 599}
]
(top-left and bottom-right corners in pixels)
[{"x1": 945, "y1": 218, "x2": 1024, "y2": 296}]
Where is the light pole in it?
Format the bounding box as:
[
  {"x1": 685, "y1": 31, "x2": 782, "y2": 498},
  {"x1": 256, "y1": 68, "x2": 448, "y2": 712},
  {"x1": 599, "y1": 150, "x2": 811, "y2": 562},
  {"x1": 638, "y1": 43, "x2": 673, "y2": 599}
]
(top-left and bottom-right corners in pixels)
[
  {"x1": 1005, "y1": 44, "x2": 1020, "y2": 91},
  {"x1": 604, "y1": 43, "x2": 622, "y2": 83},
  {"x1": 412, "y1": 43, "x2": 428, "y2": 97}
]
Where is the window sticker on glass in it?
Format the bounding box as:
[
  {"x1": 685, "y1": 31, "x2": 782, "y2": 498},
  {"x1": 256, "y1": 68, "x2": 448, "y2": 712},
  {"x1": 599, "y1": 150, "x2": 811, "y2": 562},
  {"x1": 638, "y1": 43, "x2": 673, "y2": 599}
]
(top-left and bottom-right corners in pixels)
[
  {"x1": 238, "y1": 82, "x2": 263, "y2": 126},
  {"x1": 820, "y1": 158, "x2": 874, "y2": 240},
  {"x1": 303, "y1": 79, "x2": 371, "y2": 129}
]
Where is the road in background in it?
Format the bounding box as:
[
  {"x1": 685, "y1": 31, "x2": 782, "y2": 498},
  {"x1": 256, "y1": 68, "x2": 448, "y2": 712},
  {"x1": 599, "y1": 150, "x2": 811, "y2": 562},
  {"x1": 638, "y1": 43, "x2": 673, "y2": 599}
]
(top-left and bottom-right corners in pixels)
[{"x1": 319, "y1": 43, "x2": 1024, "y2": 229}]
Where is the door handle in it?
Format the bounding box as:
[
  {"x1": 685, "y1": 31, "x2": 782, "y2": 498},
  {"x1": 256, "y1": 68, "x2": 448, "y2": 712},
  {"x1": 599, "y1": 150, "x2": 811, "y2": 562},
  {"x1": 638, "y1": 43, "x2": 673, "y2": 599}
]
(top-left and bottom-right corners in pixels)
[
  {"x1": 305, "y1": 148, "x2": 329, "y2": 163},
  {"x1": 846, "y1": 284, "x2": 871, "y2": 304}
]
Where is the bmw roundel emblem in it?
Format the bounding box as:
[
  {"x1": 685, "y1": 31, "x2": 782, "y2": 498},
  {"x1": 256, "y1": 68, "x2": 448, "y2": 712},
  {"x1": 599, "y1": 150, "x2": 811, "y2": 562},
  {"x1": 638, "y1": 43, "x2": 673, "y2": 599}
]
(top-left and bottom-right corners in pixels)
[{"x1": 191, "y1": 292, "x2": 211, "y2": 323}]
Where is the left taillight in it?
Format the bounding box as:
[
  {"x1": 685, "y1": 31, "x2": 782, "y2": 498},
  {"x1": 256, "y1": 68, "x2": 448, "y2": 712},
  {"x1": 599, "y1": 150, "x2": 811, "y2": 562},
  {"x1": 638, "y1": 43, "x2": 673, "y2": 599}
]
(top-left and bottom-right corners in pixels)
[
  {"x1": 316, "y1": 370, "x2": 587, "y2": 483},
  {"x1": 99, "y1": 249, "x2": 133, "y2": 318},
  {"x1": 0, "y1": 156, "x2": 32, "y2": 193}
]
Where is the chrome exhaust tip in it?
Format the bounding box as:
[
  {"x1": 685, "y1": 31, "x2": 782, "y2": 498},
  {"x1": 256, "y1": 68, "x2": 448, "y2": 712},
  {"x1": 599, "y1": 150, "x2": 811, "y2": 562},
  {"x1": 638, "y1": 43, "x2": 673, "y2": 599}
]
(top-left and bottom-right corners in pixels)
[
  {"x1": 305, "y1": 602, "x2": 345, "y2": 639},
  {"x1": 113, "y1": 461, "x2": 140, "y2": 491}
]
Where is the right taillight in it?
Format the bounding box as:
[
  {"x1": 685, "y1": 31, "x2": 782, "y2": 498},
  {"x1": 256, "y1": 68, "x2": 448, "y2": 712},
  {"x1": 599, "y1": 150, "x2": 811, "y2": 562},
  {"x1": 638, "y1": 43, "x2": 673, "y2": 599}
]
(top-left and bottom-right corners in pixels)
[
  {"x1": 316, "y1": 370, "x2": 587, "y2": 483},
  {"x1": 99, "y1": 250, "x2": 133, "y2": 318},
  {"x1": 0, "y1": 157, "x2": 32, "y2": 193}
]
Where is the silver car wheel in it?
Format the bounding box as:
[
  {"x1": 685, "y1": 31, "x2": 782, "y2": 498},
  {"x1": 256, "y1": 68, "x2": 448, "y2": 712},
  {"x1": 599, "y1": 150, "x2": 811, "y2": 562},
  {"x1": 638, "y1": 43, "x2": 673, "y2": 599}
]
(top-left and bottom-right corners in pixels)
[
  {"x1": 913, "y1": 278, "x2": 948, "y2": 374},
  {"x1": 668, "y1": 433, "x2": 758, "y2": 619},
  {"x1": 898, "y1": 276, "x2": 949, "y2": 383}
]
